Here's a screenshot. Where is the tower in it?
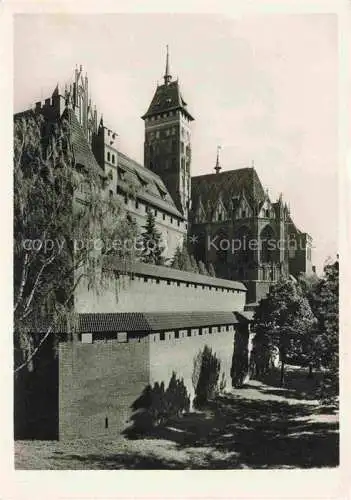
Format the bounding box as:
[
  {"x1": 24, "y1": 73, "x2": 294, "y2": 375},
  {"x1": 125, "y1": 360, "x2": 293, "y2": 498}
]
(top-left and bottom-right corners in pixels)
[{"x1": 142, "y1": 46, "x2": 194, "y2": 220}]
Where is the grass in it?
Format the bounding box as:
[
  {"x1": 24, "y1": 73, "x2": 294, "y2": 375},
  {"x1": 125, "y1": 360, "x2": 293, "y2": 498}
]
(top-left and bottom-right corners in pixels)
[{"x1": 15, "y1": 365, "x2": 339, "y2": 470}]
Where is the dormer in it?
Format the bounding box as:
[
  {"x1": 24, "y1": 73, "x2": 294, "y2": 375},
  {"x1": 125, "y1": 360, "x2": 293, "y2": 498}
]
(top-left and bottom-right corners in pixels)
[
  {"x1": 258, "y1": 198, "x2": 275, "y2": 219},
  {"x1": 234, "y1": 190, "x2": 253, "y2": 220},
  {"x1": 213, "y1": 198, "x2": 227, "y2": 222}
]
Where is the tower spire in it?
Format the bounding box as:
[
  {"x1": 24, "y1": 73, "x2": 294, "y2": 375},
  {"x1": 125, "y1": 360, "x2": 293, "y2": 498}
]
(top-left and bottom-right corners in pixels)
[
  {"x1": 164, "y1": 45, "x2": 172, "y2": 85},
  {"x1": 214, "y1": 145, "x2": 222, "y2": 174}
]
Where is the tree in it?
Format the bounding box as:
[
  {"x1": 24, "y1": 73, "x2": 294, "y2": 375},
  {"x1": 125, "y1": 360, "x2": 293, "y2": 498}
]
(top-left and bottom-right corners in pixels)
[
  {"x1": 208, "y1": 262, "x2": 216, "y2": 277},
  {"x1": 190, "y1": 254, "x2": 199, "y2": 273},
  {"x1": 198, "y1": 261, "x2": 209, "y2": 276},
  {"x1": 307, "y1": 259, "x2": 339, "y2": 396},
  {"x1": 14, "y1": 112, "x2": 137, "y2": 373},
  {"x1": 253, "y1": 277, "x2": 316, "y2": 386},
  {"x1": 171, "y1": 241, "x2": 193, "y2": 272},
  {"x1": 140, "y1": 210, "x2": 165, "y2": 265}
]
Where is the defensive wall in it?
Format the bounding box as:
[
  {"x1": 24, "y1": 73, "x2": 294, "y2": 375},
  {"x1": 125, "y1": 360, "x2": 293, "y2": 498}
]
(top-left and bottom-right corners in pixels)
[
  {"x1": 58, "y1": 262, "x2": 250, "y2": 439},
  {"x1": 75, "y1": 260, "x2": 246, "y2": 314}
]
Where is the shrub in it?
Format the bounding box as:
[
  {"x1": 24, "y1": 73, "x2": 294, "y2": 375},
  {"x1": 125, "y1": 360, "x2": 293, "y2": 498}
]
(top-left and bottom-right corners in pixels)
[{"x1": 194, "y1": 345, "x2": 221, "y2": 407}]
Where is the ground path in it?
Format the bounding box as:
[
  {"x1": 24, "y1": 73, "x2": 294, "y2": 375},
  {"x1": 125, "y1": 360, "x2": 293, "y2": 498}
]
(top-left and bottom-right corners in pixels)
[{"x1": 15, "y1": 366, "x2": 339, "y2": 469}]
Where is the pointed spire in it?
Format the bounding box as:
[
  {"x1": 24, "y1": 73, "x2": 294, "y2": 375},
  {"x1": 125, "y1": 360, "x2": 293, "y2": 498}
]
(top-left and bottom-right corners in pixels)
[
  {"x1": 214, "y1": 145, "x2": 222, "y2": 174},
  {"x1": 164, "y1": 45, "x2": 172, "y2": 85}
]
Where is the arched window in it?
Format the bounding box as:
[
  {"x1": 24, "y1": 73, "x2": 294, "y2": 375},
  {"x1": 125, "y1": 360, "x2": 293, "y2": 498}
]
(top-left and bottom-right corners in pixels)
[
  {"x1": 260, "y1": 225, "x2": 275, "y2": 263},
  {"x1": 234, "y1": 226, "x2": 254, "y2": 264}
]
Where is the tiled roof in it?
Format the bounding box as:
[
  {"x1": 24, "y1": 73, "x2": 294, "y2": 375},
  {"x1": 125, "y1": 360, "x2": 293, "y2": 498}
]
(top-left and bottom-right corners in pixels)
[
  {"x1": 235, "y1": 311, "x2": 254, "y2": 323},
  {"x1": 27, "y1": 311, "x2": 241, "y2": 335},
  {"x1": 143, "y1": 312, "x2": 239, "y2": 331},
  {"x1": 79, "y1": 311, "x2": 239, "y2": 333},
  {"x1": 63, "y1": 108, "x2": 107, "y2": 179},
  {"x1": 103, "y1": 258, "x2": 247, "y2": 291},
  {"x1": 117, "y1": 151, "x2": 183, "y2": 218},
  {"x1": 191, "y1": 168, "x2": 266, "y2": 217},
  {"x1": 79, "y1": 313, "x2": 149, "y2": 333},
  {"x1": 142, "y1": 81, "x2": 194, "y2": 121}
]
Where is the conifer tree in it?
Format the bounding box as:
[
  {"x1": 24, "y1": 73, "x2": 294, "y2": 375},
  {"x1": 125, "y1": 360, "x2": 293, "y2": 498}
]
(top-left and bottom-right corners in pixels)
[
  {"x1": 190, "y1": 254, "x2": 199, "y2": 273},
  {"x1": 208, "y1": 262, "x2": 216, "y2": 277},
  {"x1": 140, "y1": 210, "x2": 165, "y2": 265},
  {"x1": 198, "y1": 261, "x2": 209, "y2": 275},
  {"x1": 171, "y1": 241, "x2": 193, "y2": 272}
]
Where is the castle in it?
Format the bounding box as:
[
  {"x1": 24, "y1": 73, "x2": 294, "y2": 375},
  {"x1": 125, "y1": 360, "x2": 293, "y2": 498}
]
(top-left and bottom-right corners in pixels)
[{"x1": 14, "y1": 50, "x2": 313, "y2": 440}]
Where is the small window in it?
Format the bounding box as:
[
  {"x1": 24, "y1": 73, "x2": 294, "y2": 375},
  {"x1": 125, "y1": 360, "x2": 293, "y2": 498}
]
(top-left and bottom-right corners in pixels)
[
  {"x1": 170, "y1": 217, "x2": 173, "y2": 224},
  {"x1": 111, "y1": 154, "x2": 115, "y2": 164},
  {"x1": 266, "y1": 209, "x2": 269, "y2": 218},
  {"x1": 167, "y1": 280, "x2": 171, "y2": 285},
  {"x1": 177, "y1": 282, "x2": 180, "y2": 287},
  {"x1": 109, "y1": 189, "x2": 113, "y2": 198},
  {"x1": 187, "y1": 330, "x2": 191, "y2": 337},
  {"x1": 160, "y1": 332, "x2": 165, "y2": 341},
  {"x1": 177, "y1": 220, "x2": 180, "y2": 227},
  {"x1": 162, "y1": 213, "x2": 166, "y2": 221},
  {"x1": 175, "y1": 331, "x2": 179, "y2": 339},
  {"x1": 135, "y1": 200, "x2": 139, "y2": 209},
  {"x1": 144, "y1": 277, "x2": 148, "y2": 282},
  {"x1": 218, "y1": 213, "x2": 222, "y2": 221},
  {"x1": 156, "y1": 279, "x2": 160, "y2": 284},
  {"x1": 242, "y1": 210, "x2": 246, "y2": 218},
  {"x1": 107, "y1": 152, "x2": 110, "y2": 162},
  {"x1": 155, "y1": 210, "x2": 158, "y2": 217}
]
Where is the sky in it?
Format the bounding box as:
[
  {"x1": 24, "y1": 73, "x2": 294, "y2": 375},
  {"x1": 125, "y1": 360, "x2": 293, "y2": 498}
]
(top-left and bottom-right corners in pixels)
[{"x1": 13, "y1": 13, "x2": 338, "y2": 273}]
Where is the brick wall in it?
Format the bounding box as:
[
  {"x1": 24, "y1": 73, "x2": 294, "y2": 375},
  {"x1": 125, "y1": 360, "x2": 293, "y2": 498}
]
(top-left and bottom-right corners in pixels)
[{"x1": 59, "y1": 340, "x2": 149, "y2": 439}]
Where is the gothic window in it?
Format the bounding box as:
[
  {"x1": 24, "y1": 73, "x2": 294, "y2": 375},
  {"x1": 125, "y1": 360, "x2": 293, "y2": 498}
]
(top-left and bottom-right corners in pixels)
[
  {"x1": 260, "y1": 225, "x2": 275, "y2": 263},
  {"x1": 234, "y1": 226, "x2": 254, "y2": 264},
  {"x1": 242, "y1": 210, "x2": 246, "y2": 218},
  {"x1": 265, "y1": 209, "x2": 269, "y2": 218}
]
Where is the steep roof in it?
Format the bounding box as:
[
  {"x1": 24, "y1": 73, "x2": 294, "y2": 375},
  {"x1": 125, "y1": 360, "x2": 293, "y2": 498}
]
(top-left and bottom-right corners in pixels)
[
  {"x1": 142, "y1": 80, "x2": 194, "y2": 121},
  {"x1": 62, "y1": 108, "x2": 107, "y2": 179},
  {"x1": 191, "y1": 167, "x2": 266, "y2": 215},
  {"x1": 117, "y1": 150, "x2": 183, "y2": 218}
]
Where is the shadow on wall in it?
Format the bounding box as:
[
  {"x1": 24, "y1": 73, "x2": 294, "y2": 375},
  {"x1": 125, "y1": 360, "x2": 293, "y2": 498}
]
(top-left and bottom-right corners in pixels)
[
  {"x1": 126, "y1": 344, "x2": 227, "y2": 437},
  {"x1": 14, "y1": 338, "x2": 59, "y2": 440},
  {"x1": 124, "y1": 372, "x2": 190, "y2": 437}
]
